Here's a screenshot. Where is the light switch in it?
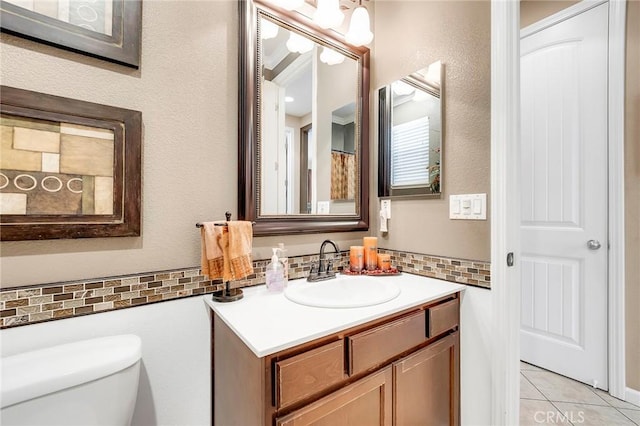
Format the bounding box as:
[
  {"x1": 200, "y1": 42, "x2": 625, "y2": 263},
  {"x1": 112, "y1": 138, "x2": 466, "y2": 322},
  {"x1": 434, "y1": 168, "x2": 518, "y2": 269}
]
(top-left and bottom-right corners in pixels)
[
  {"x1": 381, "y1": 199, "x2": 391, "y2": 218},
  {"x1": 452, "y1": 199, "x2": 461, "y2": 214},
  {"x1": 473, "y1": 199, "x2": 482, "y2": 214},
  {"x1": 449, "y1": 193, "x2": 487, "y2": 220},
  {"x1": 317, "y1": 201, "x2": 330, "y2": 214}
]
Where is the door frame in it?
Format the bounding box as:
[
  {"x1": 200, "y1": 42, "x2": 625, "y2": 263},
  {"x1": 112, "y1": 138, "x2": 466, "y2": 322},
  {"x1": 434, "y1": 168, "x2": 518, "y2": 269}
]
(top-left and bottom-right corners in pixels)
[{"x1": 491, "y1": 0, "x2": 627, "y2": 423}]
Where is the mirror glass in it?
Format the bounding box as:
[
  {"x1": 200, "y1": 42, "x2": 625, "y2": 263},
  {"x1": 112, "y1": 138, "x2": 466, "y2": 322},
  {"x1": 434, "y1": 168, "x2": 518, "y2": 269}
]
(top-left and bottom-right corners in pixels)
[
  {"x1": 378, "y1": 61, "x2": 443, "y2": 198},
  {"x1": 259, "y1": 15, "x2": 358, "y2": 216},
  {"x1": 239, "y1": 0, "x2": 370, "y2": 236}
]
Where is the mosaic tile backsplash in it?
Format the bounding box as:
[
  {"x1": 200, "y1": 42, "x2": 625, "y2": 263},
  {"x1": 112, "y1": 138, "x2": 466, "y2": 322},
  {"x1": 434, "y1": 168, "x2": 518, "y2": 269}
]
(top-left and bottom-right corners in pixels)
[{"x1": 0, "y1": 249, "x2": 490, "y2": 329}]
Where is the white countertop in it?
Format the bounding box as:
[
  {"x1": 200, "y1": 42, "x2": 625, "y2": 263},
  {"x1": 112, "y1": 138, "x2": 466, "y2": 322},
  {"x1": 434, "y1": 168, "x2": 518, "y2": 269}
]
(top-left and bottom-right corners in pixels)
[{"x1": 205, "y1": 273, "x2": 465, "y2": 358}]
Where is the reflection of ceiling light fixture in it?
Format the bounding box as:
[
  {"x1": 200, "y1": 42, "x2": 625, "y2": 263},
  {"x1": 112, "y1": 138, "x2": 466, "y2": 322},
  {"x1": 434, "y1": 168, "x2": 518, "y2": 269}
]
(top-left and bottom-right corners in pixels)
[
  {"x1": 392, "y1": 81, "x2": 415, "y2": 96},
  {"x1": 276, "y1": 0, "x2": 304, "y2": 10},
  {"x1": 313, "y1": 0, "x2": 344, "y2": 29},
  {"x1": 285, "y1": 96, "x2": 294, "y2": 102},
  {"x1": 286, "y1": 32, "x2": 314, "y2": 53},
  {"x1": 345, "y1": 5, "x2": 373, "y2": 46},
  {"x1": 319, "y1": 47, "x2": 345, "y2": 65},
  {"x1": 260, "y1": 18, "x2": 279, "y2": 40}
]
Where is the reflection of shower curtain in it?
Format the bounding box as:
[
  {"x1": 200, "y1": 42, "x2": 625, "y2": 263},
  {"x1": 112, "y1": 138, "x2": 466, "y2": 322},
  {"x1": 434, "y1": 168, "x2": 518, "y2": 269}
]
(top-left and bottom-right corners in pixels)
[{"x1": 331, "y1": 151, "x2": 356, "y2": 200}]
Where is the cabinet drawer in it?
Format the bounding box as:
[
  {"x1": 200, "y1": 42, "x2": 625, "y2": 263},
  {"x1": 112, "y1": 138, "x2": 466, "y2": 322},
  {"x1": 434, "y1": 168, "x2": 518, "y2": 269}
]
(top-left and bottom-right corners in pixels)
[
  {"x1": 348, "y1": 310, "x2": 426, "y2": 375},
  {"x1": 275, "y1": 340, "x2": 345, "y2": 409},
  {"x1": 427, "y1": 298, "x2": 459, "y2": 338}
]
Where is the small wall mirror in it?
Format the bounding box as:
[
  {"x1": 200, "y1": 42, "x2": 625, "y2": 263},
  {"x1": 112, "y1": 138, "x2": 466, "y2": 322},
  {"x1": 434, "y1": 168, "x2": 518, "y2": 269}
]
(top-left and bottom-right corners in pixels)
[
  {"x1": 378, "y1": 61, "x2": 443, "y2": 198},
  {"x1": 239, "y1": 0, "x2": 370, "y2": 235}
]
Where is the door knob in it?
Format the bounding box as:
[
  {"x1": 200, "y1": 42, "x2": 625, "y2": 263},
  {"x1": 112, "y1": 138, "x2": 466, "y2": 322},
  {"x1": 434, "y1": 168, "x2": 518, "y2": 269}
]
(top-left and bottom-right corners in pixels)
[{"x1": 587, "y1": 240, "x2": 601, "y2": 250}]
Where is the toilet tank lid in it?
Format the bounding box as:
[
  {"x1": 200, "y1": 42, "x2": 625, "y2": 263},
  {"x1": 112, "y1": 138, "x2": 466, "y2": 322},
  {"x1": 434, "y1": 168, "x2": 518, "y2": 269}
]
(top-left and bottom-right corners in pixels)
[{"x1": 1, "y1": 334, "x2": 142, "y2": 408}]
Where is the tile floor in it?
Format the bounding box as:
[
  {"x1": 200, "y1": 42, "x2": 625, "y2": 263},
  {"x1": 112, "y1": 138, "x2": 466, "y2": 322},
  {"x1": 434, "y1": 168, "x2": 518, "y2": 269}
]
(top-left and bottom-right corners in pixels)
[{"x1": 520, "y1": 361, "x2": 640, "y2": 425}]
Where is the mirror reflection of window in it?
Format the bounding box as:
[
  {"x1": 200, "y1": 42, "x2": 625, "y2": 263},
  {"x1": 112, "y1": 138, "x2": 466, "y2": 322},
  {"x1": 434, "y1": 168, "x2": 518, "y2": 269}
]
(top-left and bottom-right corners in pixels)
[
  {"x1": 391, "y1": 84, "x2": 441, "y2": 192},
  {"x1": 379, "y1": 61, "x2": 443, "y2": 197}
]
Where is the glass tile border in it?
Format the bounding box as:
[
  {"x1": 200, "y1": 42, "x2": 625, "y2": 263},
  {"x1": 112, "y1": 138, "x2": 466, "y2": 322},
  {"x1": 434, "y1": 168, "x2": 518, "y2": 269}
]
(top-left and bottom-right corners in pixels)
[{"x1": 0, "y1": 249, "x2": 490, "y2": 329}]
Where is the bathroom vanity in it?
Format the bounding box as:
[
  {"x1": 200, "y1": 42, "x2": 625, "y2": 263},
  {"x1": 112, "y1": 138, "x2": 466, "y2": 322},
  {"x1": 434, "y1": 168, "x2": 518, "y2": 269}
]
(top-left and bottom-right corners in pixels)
[{"x1": 206, "y1": 274, "x2": 464, "y2": 426}]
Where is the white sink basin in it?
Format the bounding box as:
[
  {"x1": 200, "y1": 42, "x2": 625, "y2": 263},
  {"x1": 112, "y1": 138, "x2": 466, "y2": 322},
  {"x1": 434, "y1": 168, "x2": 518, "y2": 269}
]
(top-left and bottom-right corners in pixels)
[{"x1": 284, "y1": 275, "x2": 401, "y2": 308}]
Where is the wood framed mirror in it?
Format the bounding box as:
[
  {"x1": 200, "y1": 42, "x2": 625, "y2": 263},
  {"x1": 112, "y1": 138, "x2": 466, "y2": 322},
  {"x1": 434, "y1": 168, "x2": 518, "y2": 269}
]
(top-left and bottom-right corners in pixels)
[
  {"x1": 378, "y1": 61, "x2": 443, "y2": 199},
  {"x1": 238, "y1": 0, "x2": 370, "y2": 236}
]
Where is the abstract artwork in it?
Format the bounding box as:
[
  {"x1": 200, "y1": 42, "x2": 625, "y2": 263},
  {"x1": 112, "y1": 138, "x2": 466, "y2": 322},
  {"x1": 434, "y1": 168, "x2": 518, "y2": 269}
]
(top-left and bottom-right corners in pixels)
[
  {"x1": 0, "y1": 86, "x2": 141, "y2": 240},
  {"x1": 0, "y1": 0, "x2": 142, "y2": 67}
]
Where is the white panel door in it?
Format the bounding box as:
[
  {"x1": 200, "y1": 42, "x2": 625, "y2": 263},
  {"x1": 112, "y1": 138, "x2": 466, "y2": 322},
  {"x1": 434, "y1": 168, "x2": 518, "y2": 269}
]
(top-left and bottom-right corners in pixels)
[{"x1": 520, "y1": 3, "x2": 608, "y2": 389}]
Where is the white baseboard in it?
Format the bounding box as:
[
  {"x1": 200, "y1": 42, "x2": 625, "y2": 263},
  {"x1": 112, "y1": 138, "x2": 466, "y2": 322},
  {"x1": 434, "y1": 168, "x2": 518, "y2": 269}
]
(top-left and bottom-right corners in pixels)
[{"x1": 626, "y1": 387, "x2": 640, "y2": 408}]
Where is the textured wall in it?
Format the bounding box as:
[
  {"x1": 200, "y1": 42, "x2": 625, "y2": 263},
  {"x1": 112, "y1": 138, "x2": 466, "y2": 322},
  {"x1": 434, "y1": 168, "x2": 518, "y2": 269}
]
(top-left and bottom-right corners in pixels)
[
  {"x1": 371, "y1": 0, "x2": 491, "y2": 261},
  {"x1": 0, "y1": 1, "x2": 367, "y2": 288},
  {"x1": 520, "y1": 0, "x2": 640, "y2": 395}
]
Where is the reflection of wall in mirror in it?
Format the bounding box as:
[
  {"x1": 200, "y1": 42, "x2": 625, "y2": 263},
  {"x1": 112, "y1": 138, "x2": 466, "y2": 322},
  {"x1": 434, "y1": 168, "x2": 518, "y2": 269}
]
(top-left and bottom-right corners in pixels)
[
  {"x1": 315, "y1": 50, "x2": 358, "y2": 214},
  {"x1": 392, "y1": 92, "x2": 441, "y2": 179},
  {"x1": 261, "y1": 79, "x2": 287, "y2": 215},
  {"x1": 285, "y1": 115, "x2": 302, "y2": 213}
]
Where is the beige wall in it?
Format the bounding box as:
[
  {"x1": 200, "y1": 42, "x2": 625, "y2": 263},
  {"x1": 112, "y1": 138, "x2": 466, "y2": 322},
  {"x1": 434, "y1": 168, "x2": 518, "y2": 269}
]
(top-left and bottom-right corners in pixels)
[
  {"x1": 520, "y1": 0, "x2": 640, "y2": 394},
  {"x1": 0, "y1": 0, "x2": 366, "y2": 288},
  {"x1": 371, "y1": 0, "x2": 492, "y2": 262},
  {"x1": 624, "y1": 0, "x2": 640, "y2": 392}
]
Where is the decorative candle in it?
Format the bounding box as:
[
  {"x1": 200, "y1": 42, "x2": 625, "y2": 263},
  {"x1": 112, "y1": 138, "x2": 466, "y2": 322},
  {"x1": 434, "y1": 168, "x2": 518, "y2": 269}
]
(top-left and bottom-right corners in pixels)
[
  {"x1": 349, "y1": 246, "x2": 364, "y2": 272},
  {"x1": 363, "y1": 237, "x2": 378, "y2": 270},
  {"x1": 378, "y1": 253, "x2": 391, "y2": 271}
]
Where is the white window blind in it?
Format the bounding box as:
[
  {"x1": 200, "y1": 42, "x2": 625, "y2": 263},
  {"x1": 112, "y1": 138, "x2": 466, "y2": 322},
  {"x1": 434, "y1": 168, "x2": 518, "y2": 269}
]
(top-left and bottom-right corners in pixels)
[{"x1": 391, "y1": 116, "x2": 429, "y2": 188}]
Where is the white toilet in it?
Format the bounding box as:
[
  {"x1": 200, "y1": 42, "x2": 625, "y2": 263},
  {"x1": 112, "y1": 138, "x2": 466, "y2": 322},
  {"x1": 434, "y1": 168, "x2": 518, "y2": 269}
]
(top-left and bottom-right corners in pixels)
[{"x1": 1, "y1": 334, "x2": 142, "y2": 426}]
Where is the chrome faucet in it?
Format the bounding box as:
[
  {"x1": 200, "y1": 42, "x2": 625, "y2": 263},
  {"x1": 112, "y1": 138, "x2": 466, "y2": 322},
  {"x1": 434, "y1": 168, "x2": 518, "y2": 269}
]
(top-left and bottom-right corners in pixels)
[{"x1": 308, "y1": 240, "x2": 340, "y2": 282}]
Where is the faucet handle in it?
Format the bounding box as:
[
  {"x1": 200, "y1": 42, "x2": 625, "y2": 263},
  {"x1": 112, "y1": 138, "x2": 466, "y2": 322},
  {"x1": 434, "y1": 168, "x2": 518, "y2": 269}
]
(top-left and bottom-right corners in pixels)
[
  {"x1": 326, "y1": 259, "x2": 334, "y2": 274},
  {"x1": 310, "y1": 262, "x2": 318, "y2": 275}
]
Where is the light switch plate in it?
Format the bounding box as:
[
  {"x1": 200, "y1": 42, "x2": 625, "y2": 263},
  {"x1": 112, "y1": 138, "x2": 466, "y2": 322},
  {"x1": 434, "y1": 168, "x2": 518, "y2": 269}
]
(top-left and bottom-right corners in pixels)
[
  {"x1": 449, "y1": 193, "x2": 487, "y2": 220},
  {"x1": 381, "y1": 199, "x2": 391, "y2": 218}
]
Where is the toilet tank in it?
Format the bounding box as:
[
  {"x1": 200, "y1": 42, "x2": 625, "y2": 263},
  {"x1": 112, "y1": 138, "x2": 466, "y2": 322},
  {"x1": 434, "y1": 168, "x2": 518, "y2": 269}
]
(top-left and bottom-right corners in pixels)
[{"x1": 1, "y1": 334, "x2": 142, "y2": 426}]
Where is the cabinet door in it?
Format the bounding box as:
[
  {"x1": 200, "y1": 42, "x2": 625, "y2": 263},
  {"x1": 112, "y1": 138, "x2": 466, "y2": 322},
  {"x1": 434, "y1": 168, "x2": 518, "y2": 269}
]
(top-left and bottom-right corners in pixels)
[
  {"x1": 393, "y1": 332, "x2": 459, "y2": 426},
  {"x1": 276, "y1": 367, "x2": 392, "y2": 426}
]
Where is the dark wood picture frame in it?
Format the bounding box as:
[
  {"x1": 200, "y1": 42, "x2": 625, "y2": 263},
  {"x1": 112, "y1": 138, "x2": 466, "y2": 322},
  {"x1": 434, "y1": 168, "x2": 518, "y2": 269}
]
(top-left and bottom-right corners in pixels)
[
  {"x1": 0, "y1": 0, "x2": 142, "y2": 68},
  {"x1": 0, "y1": 86, "x2": 142, "y2": 241}
]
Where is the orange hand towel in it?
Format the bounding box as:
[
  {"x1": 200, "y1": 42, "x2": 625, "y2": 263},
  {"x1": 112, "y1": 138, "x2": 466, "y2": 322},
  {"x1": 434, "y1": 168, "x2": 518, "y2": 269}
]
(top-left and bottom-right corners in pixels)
[
  {"x1": 225, "y1": 221, "x2": 254, "y2": 281},
  {"x1": 201, "y1": 222, "x2": 225, "y2": 280},
  {"x1": 200, "y1": 221, "x2": 253, "y2": 282}
]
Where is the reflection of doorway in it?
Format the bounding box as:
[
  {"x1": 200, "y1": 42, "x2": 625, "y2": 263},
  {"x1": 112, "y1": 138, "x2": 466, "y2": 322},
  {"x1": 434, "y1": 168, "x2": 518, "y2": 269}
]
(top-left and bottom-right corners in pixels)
[
  {"x1": 299, "y1": 124, "x2": 313, "y2": 214},
  {"x1": 285, "y1": 128, "x2": 294, "y2": 214}
]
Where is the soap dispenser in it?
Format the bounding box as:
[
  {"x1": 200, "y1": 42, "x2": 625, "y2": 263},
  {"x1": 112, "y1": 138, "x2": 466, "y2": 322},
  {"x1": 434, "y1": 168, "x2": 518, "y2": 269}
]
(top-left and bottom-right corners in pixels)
[{"x1": 266, "y1": 248, "x2": 286, "y2": 292}]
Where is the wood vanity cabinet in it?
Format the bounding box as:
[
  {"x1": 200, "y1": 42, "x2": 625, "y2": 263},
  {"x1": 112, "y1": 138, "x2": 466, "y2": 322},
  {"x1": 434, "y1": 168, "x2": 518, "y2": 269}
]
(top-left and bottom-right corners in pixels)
[{"x1": 212, "y1": 293, "x2": 460, "y2": 426}]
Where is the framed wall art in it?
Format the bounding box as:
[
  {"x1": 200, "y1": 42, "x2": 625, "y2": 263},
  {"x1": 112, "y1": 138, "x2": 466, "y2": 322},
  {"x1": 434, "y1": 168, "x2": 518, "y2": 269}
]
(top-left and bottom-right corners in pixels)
[
  {"x1": 0, "y1": 0, "x2": 142, "y2": 68},
  {"x1": 0, "y1": 86, "x2": 142, "y2": 240}
]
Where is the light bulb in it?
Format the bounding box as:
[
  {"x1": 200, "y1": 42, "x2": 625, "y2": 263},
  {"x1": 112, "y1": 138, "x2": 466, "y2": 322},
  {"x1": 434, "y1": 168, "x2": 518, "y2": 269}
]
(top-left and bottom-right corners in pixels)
[
  {"x1": 260, "y1": 18, "x2": 279, "y2": 40},
  {"x1": 313, "y1": 0, "x2": 344, "y2": 29},
  {"x1": 286, "y1": 32, "x2": 314, "y2": 54},
  {"x1": 345, "y1": 6, "x2": 373, "y2": 46},
  {"x1": 320, "y1": 47, "x2": 345, "y2": 65}
]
